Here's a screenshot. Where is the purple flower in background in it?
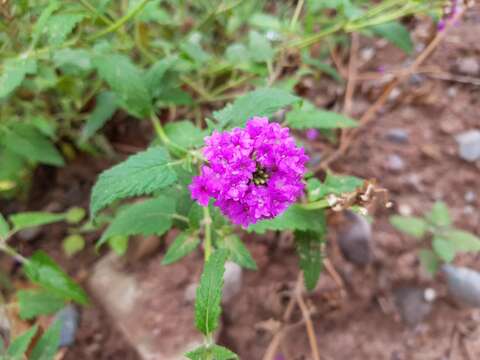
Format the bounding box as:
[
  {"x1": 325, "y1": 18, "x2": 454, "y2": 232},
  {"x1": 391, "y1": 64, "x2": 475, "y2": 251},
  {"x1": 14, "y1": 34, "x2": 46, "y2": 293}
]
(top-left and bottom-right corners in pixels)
[
  {"x1": 306, "y1": 128, "x2": 319, "y2": 141},
  {"x1": 189, "y1": 117, "x2": 309, "y2": 227}
]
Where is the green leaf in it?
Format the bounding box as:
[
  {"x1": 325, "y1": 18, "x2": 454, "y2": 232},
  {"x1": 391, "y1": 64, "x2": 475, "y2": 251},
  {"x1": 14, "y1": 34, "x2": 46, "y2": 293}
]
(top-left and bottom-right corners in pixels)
[
  {"x1": 62, "y1": 234, "x2": 85, "y2": 257},
  {"x1": 53, "y1": 48, "x2": 92, "y2": 74},
  {"x1": 186, "y1": 344, "x2": 238, "y2": 360},
  {"x1": 81, "y1": 91, "x2": 117, "y2": 141},
  {"x1": 98, "y1": 196, "x2": 176, "y2": 246},
  {"x1": 302, "y1": 54, "x2": 343, "y2": 83},
  {"x1": 1, "y1": 123, "x2": 64, "y2": 166},
  {"x1": 248, "y1": 31, "x2": 274, "y2": 63},
  {"x1": 23, "y1": 250, "x2": 89, "y2": 305},
  {"x1": 418, "y1": 249, "x2": 439, "y2": 275},
  {"x1": 286, "y1": 109, "x2": 357, "y2": 129},
  {"x1": 295, "y1": 230, "x2": 325, "y2": 291},
  {"x1": 10, "y1": 212, "x2": 65, "y2": 232},
  {"x1": 220, "y1": 234, "x2": 257, "y2": 270},
  {"x1": 46, "y1": 14, "x2": 84, "y2": 46},
  {"x1": 0, "y1": 213, "x2": 9, "y2": 238},
  {"x1": 31, "y1": 0, "x2": 60, "y2": 47},
  {"x1": 445, "y1": 230, "x2": 480, "y2": 252},
  {"x1": 0, "y1": 58, "x2": 38, "y2": 99},
  {"x1": 370, "y1": 21, "x2": 413, "y2": 54},
  {"x1": 426, "y1": 201, "x2": 451, "y2": 227},
  {"x1": 94, "y1": 53, "x2": 152, "y2": 118},
  {"x1": 249, "y1": 206, "x2": 326, "y2": 234},
  {"x1": 90, "y1": 147, "x2": 177, "y2": 217},
  {"x1": 180, "y1": 42, "x2": 211, "y2": 64},
  {"x1": 18, "y1": 289, "x2": 65, "y2": 320},
  {"x1": 390, "y1": 215, "x2": 428, "y2": 239},
  {"x1": 432, "y1": 237, "x2": 456, "y2": 263},
  {"x1": 213, "y1": 88, "x2": 300, "y2": 129},
  {"x1": 144, "y1": 56, "x2": 177, "y2": 97},
  {"x1": 108, "y1": 235, "x2": 129, "y2": 255},
  {"x1": 195, "y1": 249, "x2": 228, "y2": 335},
  {"x1": 307, "y1": 173, "x2": 364, "y2": 201},
  {"x1": 162, "y1": 231, "x2": 200, "y2": 265},
  {"x1": 30, "y1": 320, "x2": 62, "y2": 360},
  {"x1": 225, "y1": 43, "x2": 249, "y2": 64},
  {"x1": 164, "y1": 121, "x2": 206, "y2": 149},
  {"x1": 7, "y1": 325, "x2": 38, "y2": 358}
]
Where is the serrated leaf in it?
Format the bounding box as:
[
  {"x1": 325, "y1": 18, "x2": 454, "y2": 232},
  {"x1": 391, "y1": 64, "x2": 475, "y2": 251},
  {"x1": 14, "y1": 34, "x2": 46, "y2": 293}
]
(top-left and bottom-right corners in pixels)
[
  {"x1": 225, "y1": 43, "x2": 249, "y2": 64},
  {"x1": 62, "y1": 234, "x2": 85, "y2": 257},
  {"x1": 94, "y1": 53, "x2": 152, "y2": 118},
  {"x1": 213, "y1": 88, "x2": 300, "y2": 129},
  {"x1": 81, "y1": 91, "x2": 117, "y2": 141},
  {"x1": 164, "y1": 121, "x2": 206, "y2": 149},
  {"x1": 46, "y1": 14, "x2": 84, "y2": 46},
  {"x1": 220, "y1": 234, "x2": 257, "y2": 270},
  {"x1": 295, "y1": 230, "x2": 325, "y2": 291},
  {"x1": 248, "y1": 31, "x2": 273, "y2": 63},
  {"x1": 144, "y1": 56, "x2": 177, "y2": 97},
  {"x1": 30, "y1": 320, "x2": 62, "y2": 360},
  {"x1": 23, "y1": 250, "x2": 89, "y2": 305},
  {"x1": 427, "y1": 201, "x2": 451, "y2": 227},
  {"x1": 371, "y1": 21, "x2": 413, "y2": 54},
  {"x1": 195, "y1": 248, "x2": 228, "y2": 335},
  {"x1": 90, "y1": 147, "x2": 177, "y2": 217},
  {"x1": 432, "y1": 237, "x2": 456, "y2": 263},
  {"x1": 307, "y1": 173, "x2": 364, "y2": 201},
  {"x1": 98, "y1": 196, "x2": 176, "y2": 246},
  {"x1": 162, "y1": 231, "x2": 200, "y2": 265},
  {"x1": 31, "y1": 0, "x2": 60, "y2": 47},
  {"x1": 0, "y1": 213, "x2": 9, "y2": 238},
  {"x1": 1, "y1": 123, "x2": 64, "y2": 166},
  {"x1": 53, "y1": 48, "x2": 92, "y2": 74},
  {"x1": 18, "y1": 289, "x2": 65, "y2": 320},
  {"x1": 180, "y1": 41, "x2": 211, "y2": 64},
  {"x1": 10, "y1": 212, "x2": 65, "y2": 232},
  {"x1": 186, "y1": 344, "x2": 238, "y2": 360},
  {"x1": 7, "y1": 325, "x2": 38, "y2": 358},
  {"x1": 390, "y1": 215, "x2": 428, "y2": 239},
  {"x1": 419, "y1": 249, "x2": 439, "y2": 275},
  {"x1": 445, "y1": 230, "x2": 480, "y2": 252},
  {"x1": 0, "y1": 58, "x2": 38, "y2": 99},
  {"x1": 286, "y1": 109, "x2": 357, "y2": 129},
  {"x1": 249, "y1": 206, "x2": 326, "y2": 234}
]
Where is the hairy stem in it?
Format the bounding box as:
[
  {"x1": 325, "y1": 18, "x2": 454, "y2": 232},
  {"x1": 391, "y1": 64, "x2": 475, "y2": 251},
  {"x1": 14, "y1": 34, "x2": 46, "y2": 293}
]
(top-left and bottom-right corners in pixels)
[{"x1": 203, "y1": 206, "x2": 212, "y2": 262}]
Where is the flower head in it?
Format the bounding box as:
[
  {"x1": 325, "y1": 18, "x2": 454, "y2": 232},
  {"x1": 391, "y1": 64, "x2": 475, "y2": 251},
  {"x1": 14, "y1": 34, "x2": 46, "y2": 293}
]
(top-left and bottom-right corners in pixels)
[{"x1": 189, "y1": 117, "x2": 309, "y2": 226}]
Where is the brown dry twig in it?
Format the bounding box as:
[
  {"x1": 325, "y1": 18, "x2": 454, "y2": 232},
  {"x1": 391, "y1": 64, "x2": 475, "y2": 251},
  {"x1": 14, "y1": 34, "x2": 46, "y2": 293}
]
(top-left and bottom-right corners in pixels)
[
  {"x1": 296, "y1": 292, "x2": 321, "y2": 360},
  {"x1": 313, "y1": 9, "x2": 466, "y2": 172}
]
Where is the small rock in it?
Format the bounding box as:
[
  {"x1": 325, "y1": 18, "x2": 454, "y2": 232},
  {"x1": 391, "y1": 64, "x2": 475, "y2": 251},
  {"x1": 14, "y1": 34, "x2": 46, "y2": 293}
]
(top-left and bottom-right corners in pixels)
[
  {"x1": 442, "y1": 264, "x2": 480, "y2": 307},
  {"x1": 223, "y1": 261, "x2": 242, "y2": 303},
  {"x1": 385, "y1": 154, "x2": 406, "y2": 172},
  {"x1": 385, "y1": 128, "x2": 409, "y2": 144},
  {"x1": 337, "y1": 210, "x2": 372, "y2": 266},
  {"x1": 394, "y1": 287, "x2": 433, "y2": 326},
  {"x1": 184, "y1": 283, "x2": 198, "y2": 304},
  {"x1": 360, "y1": 47, "x2": 375, "y2": 62},
  {"x1": 17, "y1": 227, "x2": 42, "y2": 242},
  {"x1": 456, "y1": 57, "x2": 480, "y2": 76},
  {"x1": 465, "y1": 191, "x2": 476, "y2": 203},
  {"x1": 398, "y1": 204, "x2": 413, "y2": 216},
  {"x1": 54, "y1": 305, "x2": 80, "y2": 347},
  {"x1": 447, "y1": 87, "x2": 458, "y2": 98},
  {"x1": 456, "y1": 130, "x2": 480, "y2": 162}
]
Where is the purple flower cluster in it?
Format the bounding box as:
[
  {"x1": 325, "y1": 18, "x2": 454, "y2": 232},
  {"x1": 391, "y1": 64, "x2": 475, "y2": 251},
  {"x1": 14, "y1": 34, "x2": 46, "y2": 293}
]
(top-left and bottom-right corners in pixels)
[
  {"x1": 438, "y1": 0, "x2": 469, "y2": 31},
  {"x1": 189, "y1": 117, "x2": 308, "y2": 227}
]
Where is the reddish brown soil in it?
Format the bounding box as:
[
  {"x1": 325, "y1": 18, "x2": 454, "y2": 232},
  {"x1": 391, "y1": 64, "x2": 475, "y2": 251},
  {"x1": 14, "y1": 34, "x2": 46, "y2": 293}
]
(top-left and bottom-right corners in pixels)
[{"x1": 2, "y1": 7, "x2": 480, "y2": 360}]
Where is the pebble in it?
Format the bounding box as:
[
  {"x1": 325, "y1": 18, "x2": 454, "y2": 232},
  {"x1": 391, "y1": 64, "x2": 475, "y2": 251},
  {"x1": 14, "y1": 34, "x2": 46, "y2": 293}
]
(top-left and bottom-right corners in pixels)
[
  {"x1": 183, "y1": 283, "x2": 198, "y2": 304},
  {"x1": 223, "y1": 261, "x2": 243, "y2": 303},
  {"x1": 464, "y1": 191, "x2": 476, "y2": 203},
  {"x1": 456, "y1": 57, "x2": 480, "y2": 76},
  {"x1": 385, "y1": 154, "x2": 406, "y2": 172},
  {"x1": 393, "y1": 287, "x2": 433, "y2": 326},
  {"x1": 54, "y1": 305, "x2": 80, "y2": 347},
  {"x1": 17, "y1": 227, "x2": 42, "y2": 242},
  {"x1": 385, "y1": 128, "x2": 409, "y2": 144},
  {"x1": 456, "y1": 130, "x2": 480, "y2": 162},
  {"x1": 398, "y1": 204, "x2": 413, "y2": 216},
  {"x1": 360, "y1": 47, "x2": 375, "y2": 62},
  {"x1": 442, "y1": 264, "x2": 480, "y2": 307},
  {"x1": 337, "y1": 210, "x2": 372, "y2": 266}
]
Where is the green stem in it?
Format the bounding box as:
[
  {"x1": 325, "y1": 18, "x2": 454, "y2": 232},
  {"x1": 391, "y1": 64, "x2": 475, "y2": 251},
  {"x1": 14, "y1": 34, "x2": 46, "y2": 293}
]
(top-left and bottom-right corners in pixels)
[
  {"x1": 89, "y1": 0, "x2": 150, "y2": 41},
  {"x1": 299, "y1": 198, "x2": 330, "y2": 210},
  {"x1": 290, "y1": 0, "x2": 305, "y2": 31},
  {"x1": 0, "y1": 242, "x2": 28, "y2": 264},
  {"x1": 79, "y1": 0, "x2": 114, "y2": 25},
  {"x1": 203, "y1": 206, "x2": 212, "y2": 262}
]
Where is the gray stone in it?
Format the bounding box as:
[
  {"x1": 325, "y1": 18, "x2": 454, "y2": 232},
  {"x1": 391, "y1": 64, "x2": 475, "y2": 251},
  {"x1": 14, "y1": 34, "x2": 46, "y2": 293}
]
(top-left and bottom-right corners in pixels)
[
  {"x1": 456, "y1": 130, "x2": 480, "y2": 162},
  {"x1": 465, "y1": 190, "x2": 476, "y2": 203},
  {"x1": 456, "y1": 57, "x2": 480, "y2": 76},
  {"x1": 337, "y1": 210, "x2": 372, "y2": 266},
  {"x1": 393, "y1": 287, "x2": 433, "y2": 326},
  {"x1": 386, "y1": 128, "x2": 409, "y2": 144},
  {"x1": 442, "y1": 264, "x2": 480, "y2": 307},
  {"x1": 385, "y1": 154, "x2": 405, "y2": 172},
  {"x1": 54, "y1": 305, "x2": 79, "y2": 347},
  {"x1": 223, "y1": 262, "x2": 242, "y2": 303},
  {"x1": 17, "y1": 227, "x2": 42, "y2": 242}
]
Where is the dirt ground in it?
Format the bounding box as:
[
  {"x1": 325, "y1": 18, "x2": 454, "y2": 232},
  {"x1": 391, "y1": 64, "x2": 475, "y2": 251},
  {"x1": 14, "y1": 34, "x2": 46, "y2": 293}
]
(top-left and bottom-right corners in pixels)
[{"x1": 2, "y1": 7, "x2": 480, "y2": 360}]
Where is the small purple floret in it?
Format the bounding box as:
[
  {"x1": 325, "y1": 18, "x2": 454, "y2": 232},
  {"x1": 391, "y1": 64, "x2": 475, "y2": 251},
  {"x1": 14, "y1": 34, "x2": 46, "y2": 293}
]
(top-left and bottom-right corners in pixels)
[
  {"x1": 189, "y1": 117, "x2": 309, "y2": 227},
  {"x1": 306, "y1": 128, "x2": 319, "y2": 141}
]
